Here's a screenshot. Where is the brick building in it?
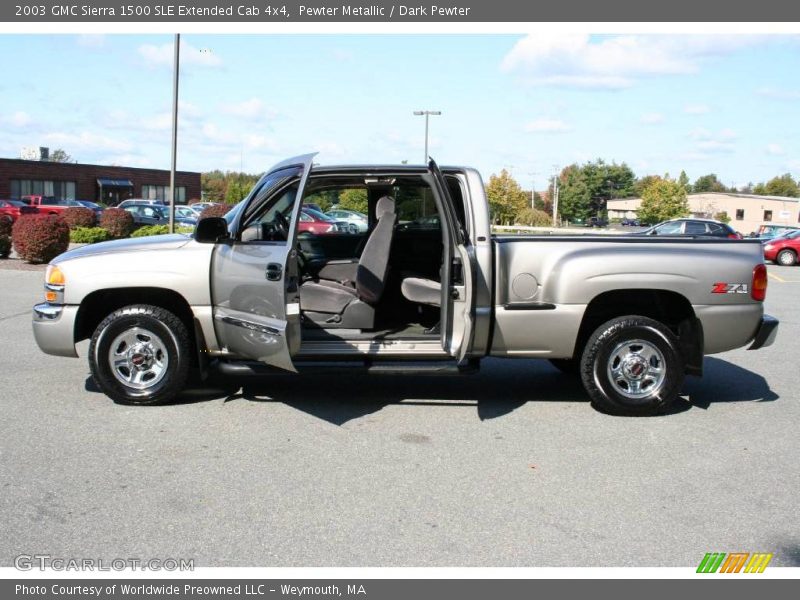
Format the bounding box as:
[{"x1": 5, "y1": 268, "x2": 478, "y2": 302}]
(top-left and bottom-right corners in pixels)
[{"x1": 0, "y1": 157, "x2": 201, "y2": 206}]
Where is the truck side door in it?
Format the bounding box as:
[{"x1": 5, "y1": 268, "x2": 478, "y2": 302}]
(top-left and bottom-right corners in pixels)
[
  {"x1": 211, "y1": 153, "x2": 316, "y2": 372},
  {"x1": 428, "y1": 159, "x2": 477, "y2": 364}
]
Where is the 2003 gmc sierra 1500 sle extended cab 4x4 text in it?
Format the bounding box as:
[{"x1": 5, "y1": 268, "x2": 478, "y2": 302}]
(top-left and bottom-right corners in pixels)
[{"x1": 32, "y1": 154, "x2": 779, "y2": 415}]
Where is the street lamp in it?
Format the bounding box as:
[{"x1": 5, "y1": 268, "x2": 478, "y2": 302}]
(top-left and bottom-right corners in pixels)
[
  {"x1": 168, "y1": 33, "x2": 180, "y2": 234},
  {"x1": 413, "y1": 110, "x2": 441, "y2": 164}
]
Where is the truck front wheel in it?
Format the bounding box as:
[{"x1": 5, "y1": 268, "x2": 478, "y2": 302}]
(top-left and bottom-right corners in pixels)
[
  {"x1": 580, "y1": 316, "x2": 685, "y2": 415},
  {"x1": 89, "y1": 304, "x2": 191, "y2": 405}
]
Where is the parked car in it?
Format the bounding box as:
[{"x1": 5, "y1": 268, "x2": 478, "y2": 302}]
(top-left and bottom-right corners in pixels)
[
  {"x1": 587, "y1": 216, "x2": 608, "y2": 228},
  {"x1": 752, "y1": 224, "x2": 800, "y2": 240},
  {"x1": 173, "y1": 206, "x2": 199, "y2": 225},
  {"x1": 621, "y1": 218, "x2": 640, "y2": 226},
  {"x1": 299, "y1": 207, "x2": 348, "y2": 234},
  {"x1": 32, "y1": 153, "x2": 777, "y2": 416},
  {"x1": 20, "y1": 195, "x2": 72, "y2": 215},
  {"x1": 0, "y1": 199, "x2": 39, "y2": 223},
  {"x1": 117, "y1": 198, "x2": 164, "y2": 209},
  {"x1": 638, "y1": 218, "x2": 742, "y2": 239},
  {"x1": 74, "y1": 200, "x2": 105, "y2": 217},
  {"x1": 763, "y1": 230, "x2": 800, "y2": 266},
  {"x1": 326, "y1": 208, "x2": 368, "y2": 233},
  {"x1": 122, "y1": 203, "x2": 196, "y2": 228},
  {"x1": 188, "y1": 202, "x2": 217, "y2": 212}
]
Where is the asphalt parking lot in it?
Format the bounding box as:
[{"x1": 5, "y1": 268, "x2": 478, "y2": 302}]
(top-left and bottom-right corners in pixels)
[{"x1": 1, "y1": 265, "x2": 798, "y2": 568}]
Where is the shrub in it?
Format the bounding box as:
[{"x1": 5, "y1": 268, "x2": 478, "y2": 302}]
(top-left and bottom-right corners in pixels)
[
  {"x1": 12, "y1": 215, "x2": 70, "y2": 264},
  {"x1": 200, "y1": 204, "x2": 233, "y2": 219},
  {"x1": 515, "y1": 207, "x2": 552, "y2": 227},
  {"x1": 0, "y1": 235, "x2": 10, "y2": 258},
  {"x1": 62, "y1": 206, "x2": 96, "y2": 229},
  {"x1": 0, "y1": 217, "x2": 12, "y2": 237},
  {"x1": 100, "y1": 207, "x2": 135, "y2": 239},
  {"x1": 70, "y1": 226, "x2": 111, "y2": 244},
  {"x1": 131, "y1": 225, "x2": 171, "y2": 237}
]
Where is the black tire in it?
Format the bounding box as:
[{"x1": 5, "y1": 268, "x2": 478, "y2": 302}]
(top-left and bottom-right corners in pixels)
[
  {"x1": 548, "y1": 358, "x2": 579, "y2": 376},
  {"x1": 580, "y1": 316, "x2": 685, "y2": 416},
  {"x1": 89, "y1": 304, "x2": 191, "y2": 405},
  {"x1": 776, "y1": 249, "x2": 797, "y2": 266}
]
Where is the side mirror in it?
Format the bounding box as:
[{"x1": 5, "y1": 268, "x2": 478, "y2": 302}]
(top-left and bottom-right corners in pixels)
[{"x1": 195, "y1": 217, "x2": 230, "y2": 243}]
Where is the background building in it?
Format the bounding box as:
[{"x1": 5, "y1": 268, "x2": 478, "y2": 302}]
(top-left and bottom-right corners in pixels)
[
  {"x1": 608, "y1": 192, "x2": 800, "y2": 235},
  {"x1": 0, "y1": 154, "x2": 201, "y2": 206}
]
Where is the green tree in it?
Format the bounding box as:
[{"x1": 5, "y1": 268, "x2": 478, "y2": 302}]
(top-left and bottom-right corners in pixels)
[
  {"x1": 555, "y1": 159, "x2": 636, "y2": 222},
  {"x1": 337, "y1": 188, "x2": 368, "y2": 214},
  {"x1": 50, "y1": 148, "x2": 72, "y2": 163},
  {"x1": 634, "y1": 175, "x2": 663, "y2": 197},
  {"x1": 760, "y1": 173, "x2": 799, "y2": 197},
  {"x1": 678, "y1": 170, "x2": 691, "y2": 193},
  {"x1": 224, "y1": 178, "x2": 250, "y2": 204},
  {"x1": 714, "y1": 211, "x2": 731, "y2": 224},
  {"x1": 201, "y1": 170, "x2": 227, "y2": 203},
  {"x1": 485, "y1": 169, "x2": 528, "y2": 225},
  {"x1": 638, "y1": 177, "x2": 690, "y2": 224},
  {"x1": 692, "y1": 173, "x2": 726, "y2": 193},
  {"x1": 515, "y1": 207, "x2": 551, "y2": 227}
]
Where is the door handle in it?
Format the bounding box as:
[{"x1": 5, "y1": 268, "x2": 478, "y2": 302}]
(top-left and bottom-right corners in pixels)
[{"x1": 266, "y1": 263, "x2": 283, "y2": 281}]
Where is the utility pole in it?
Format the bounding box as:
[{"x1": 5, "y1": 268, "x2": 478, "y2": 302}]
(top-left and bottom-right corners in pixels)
[
  {"x1": 552, "y1": 165, "x2": 560, "y2": 227},
  {"x1": 528, "y1": 171, "x2": 538, "y2": 209},
  {"x1": 168, "y1": 33, "x2": 180, "y2": 234},
  {"x1": 413, "y1": 110, "x2": 441, "y2": 164}
]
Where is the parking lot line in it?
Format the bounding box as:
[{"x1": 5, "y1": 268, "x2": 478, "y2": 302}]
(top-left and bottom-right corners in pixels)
[{"x1": 768, "y1": 272, "x2": 786, "y2": 282}]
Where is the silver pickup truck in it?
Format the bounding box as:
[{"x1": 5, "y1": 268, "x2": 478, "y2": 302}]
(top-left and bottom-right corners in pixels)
[{"x1": 33, "y1": 154, "x2": 778, "y2": 415}]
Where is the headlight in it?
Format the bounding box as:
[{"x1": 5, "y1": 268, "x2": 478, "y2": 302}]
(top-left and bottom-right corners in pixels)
[
  {"x1": 44, "y1": 265, "x2": 65, "y2": 303},
  {"x1": 764, "y1": 244, "x2": 774, "y2": 250}
]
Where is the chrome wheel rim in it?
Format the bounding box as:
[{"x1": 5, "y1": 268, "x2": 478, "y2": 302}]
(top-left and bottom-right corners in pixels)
[
  {"x1": 606, "y1": 339, "x2": 666, "y2": 399},
  {"x1": 108, "y1": 327, "x2": 168, "y2": 390},
  {"x1": 778, "y1": 251, "x2": 794, "y2": 265}
]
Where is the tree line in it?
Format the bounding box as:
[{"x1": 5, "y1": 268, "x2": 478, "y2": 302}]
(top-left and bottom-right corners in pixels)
[{"x1": 485, "y1": 161, "x2": 800, "y2": 226}]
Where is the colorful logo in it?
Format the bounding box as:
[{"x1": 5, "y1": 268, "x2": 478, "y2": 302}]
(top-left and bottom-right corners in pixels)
[{"x1": 697, "y1": 552, "x2": 773, "y2": 573}]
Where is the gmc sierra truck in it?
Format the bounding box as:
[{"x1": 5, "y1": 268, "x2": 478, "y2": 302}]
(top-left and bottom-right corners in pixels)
[{"x1": 32, "y1": 154, "x2": 778, "y2": 415}]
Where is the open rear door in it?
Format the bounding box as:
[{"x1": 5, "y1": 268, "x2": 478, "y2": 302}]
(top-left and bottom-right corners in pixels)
[
  {"x1": 428, "y1": 159, "x2": 477, "y2": 364},
  {"x1": 211, "y1": 153, "x2": 316, "y2": 372}
]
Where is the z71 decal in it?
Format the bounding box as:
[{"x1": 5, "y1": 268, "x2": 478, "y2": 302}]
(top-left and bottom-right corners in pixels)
[{"x1": 712, "y1": 282, "x2": 749, "y2": 294}]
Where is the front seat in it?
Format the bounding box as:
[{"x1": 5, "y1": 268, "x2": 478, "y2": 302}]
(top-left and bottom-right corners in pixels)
[
  {"x1": 400, "y1": 277, "x2": 441, "y2": 306},
  {"x1": 299, "y1": 196, "x2": 397, "y2": 328}
]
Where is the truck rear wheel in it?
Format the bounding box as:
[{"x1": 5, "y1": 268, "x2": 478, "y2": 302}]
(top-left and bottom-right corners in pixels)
[
  {"x1": 89, "y1": 304, "x2": 191, "y2": 405},
  {"x1": 580, "y1": 316, "x2": 685, "y2": 415}
]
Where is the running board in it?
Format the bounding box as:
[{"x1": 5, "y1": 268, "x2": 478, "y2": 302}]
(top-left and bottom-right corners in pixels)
[
  {"x1": 207, "y1": 358, "x2": 479, "y2": 378},
  {"x1": 297, "y1": 339, "x2": 449, "y2": 359}
]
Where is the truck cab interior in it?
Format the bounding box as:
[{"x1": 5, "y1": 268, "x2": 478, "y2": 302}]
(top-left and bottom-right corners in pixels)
[{"x1": 294, "y1": 173, "x2": 454, "y2": 340}]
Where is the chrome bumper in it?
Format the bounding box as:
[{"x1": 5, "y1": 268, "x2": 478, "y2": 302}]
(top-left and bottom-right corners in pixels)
[
  {"x1": 32, "y1": 303, "x2": 79, "y2": 358},
  {"x1": 748, "y1": 315, "x2": 779, "y2": 350}
]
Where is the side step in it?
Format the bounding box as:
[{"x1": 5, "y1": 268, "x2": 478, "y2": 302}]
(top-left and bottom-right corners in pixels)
[{"x1": 207, "y1": 358, "x2": 480, "y2": 378}]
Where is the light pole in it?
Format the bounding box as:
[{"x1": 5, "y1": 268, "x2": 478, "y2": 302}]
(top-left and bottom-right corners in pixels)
[
  {"x1": 528, "y1": 171, "x2": 538, "y2": 209},
  {"x1": 413, "y1": 110, "x2": 441, "y2": 164},
  {"x1": 551, "y1": 165, "x2": 560, "y2": 227},
  {"x1": 168, "y1": 33, "x2": 180, "y2": 234}
]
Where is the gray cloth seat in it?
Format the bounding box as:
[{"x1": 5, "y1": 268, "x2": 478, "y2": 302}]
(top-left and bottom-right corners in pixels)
[
  {"x1": 300, "y1": 196, "x2": 396, "y2": 318},
  {"x1": 401, "y1": 277, "x2": 441, "y2": 307}
]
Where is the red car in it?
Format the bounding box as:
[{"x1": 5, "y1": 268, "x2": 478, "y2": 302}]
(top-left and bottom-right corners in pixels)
[
  {"x1": 20, "y1": 195, "x2": 73, "y2": 215},
  {"x1": 763, "y1": 230, "x2": 800, "y2": 266},
  {"x1": 0, "y1": 199, "x2": 39, "y2": 223},
  {"x1": 298, "y1": 207, "x2": 347, "y2": 234}
]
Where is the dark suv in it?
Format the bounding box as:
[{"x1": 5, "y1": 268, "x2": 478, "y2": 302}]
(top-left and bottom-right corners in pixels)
[{"x1": 639, "y1": 218, "x2": 742, "y2": 239}]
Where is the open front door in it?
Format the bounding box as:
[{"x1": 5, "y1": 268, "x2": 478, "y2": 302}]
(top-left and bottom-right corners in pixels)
[
  {"x1": 428, "y1": 159, "x2": 477, "y2": 364},
  {"x1": 211, "y1": 153, "x2": 317, "y2": 372}
]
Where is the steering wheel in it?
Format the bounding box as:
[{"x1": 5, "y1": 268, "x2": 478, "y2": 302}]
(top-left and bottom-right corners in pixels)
[{"x1": 274, "y1": 211, "x2": 290, "y2": 240}]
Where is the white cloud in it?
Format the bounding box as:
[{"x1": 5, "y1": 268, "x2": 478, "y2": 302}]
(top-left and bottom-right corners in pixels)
[
  {"x1": 138, "y1": 41, "x2": 222, "y2": 69},
  {"x1": 501, "y1": 34, "x2": 762, "y2": 89},
  {"x1": 6, "y1": 111, "x2": 31, "y2": 127},
  {"x1": 756, "y1": 87, "x2": 800, "y2": 100},
  {"x1": 640, "y1": 112, "x2": 665, "y2": 125},
  {"x1": 766, "y1": 143, "x2": 785, "y2": 156},
  {"x1": 687, "y1": 128, "x2": 737, "y2": 154},
  {"x1": 42, "y1": 131, "x2": 132, "y2": 153},
  {"x1": 219, "y1": 98, "x2": 276, "y2": 121},
  {"x1": 523, "y1": 118, "x2": 571, "y2": 133},
  {"x1": 684, "y1": 104, "x2": 710, "y2": 114}
]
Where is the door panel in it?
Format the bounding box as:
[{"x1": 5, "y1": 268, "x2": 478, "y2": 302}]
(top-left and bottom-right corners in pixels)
[
  {"x1": 428, "y1": 159, "x2": 476, "y2": 364},
  {"x1": 211, "y1": 153, "x2": 316, "y2": 371}
]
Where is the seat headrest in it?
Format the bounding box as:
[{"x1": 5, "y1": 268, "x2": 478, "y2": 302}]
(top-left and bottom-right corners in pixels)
[{"x1": 375, "y1": 196, "x2": 395, "y2": 219}]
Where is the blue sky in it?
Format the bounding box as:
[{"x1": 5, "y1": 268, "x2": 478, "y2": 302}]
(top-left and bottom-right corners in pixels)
[{"x1": 1, "y1": 33, "x2": 798, "y2": 188}]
